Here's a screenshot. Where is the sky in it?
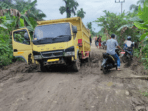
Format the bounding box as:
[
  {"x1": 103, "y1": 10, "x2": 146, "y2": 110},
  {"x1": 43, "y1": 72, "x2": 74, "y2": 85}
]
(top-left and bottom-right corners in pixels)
[{"x1": 35, "y1": 0, "x2": 139, "y2": 32}]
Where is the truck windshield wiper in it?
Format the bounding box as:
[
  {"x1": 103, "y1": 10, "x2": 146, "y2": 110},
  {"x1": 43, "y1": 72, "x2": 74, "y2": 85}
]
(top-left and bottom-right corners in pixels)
[
  {"x1": 52, "y1": 35, "x2": 71, "y2": 39},
  {"x1": 57, "y1": 35, "x2": 71, "y2": 37},
  {"x1": 36, "y1": 37, "x2": 52, "y2": 42}
]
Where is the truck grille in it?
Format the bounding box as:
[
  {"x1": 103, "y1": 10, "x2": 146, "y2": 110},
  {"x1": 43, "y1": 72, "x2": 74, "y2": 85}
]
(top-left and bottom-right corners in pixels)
[{"x1": 41, "y1": 51, "x2": 63, "y2": 58}]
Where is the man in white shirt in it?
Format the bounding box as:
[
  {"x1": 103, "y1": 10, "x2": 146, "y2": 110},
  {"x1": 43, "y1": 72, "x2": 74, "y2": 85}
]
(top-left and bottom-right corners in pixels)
[{"x1": 123, "y1": 36, "x2": 134, "y2": 55}]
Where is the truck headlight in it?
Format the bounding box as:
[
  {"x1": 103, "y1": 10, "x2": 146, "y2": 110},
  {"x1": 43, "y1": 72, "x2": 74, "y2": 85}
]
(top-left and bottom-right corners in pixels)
[
  {"x1": 64, "y1": 51, "x2": 75, "y2": 56},
  {"x1": 34, "y1": 55, "x2": 42, "y2": 59}
]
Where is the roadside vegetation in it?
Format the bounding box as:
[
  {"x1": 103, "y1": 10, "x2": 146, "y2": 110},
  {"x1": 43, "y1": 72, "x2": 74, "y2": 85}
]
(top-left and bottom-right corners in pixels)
[{"x1": 0, "y1": 0, "x2": 46, "y2": 67}]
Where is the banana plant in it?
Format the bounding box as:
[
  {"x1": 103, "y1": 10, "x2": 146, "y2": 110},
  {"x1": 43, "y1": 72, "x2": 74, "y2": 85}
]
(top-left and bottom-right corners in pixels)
[
  {"x1": 0, "y1": 1, "x2": 11, "y2": 9},
  {"x1": 134, "y1": 0, "x2": 148, "y2": 40},
  {"x1": 19, "y1": 0, "x2": 37, "y2": 31},
  {"x1": 0, "y1": 0, "x2": 37, "y2": 31}
]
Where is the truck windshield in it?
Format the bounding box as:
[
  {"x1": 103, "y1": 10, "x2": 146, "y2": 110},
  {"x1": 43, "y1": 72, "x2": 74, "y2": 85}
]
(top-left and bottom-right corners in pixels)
[{"x1": 34, "y1": 23, "x2": 71, "y2": 39}]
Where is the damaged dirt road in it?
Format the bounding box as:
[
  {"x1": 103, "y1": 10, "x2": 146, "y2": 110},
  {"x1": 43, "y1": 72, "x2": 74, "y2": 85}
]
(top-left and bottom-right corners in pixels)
[{"x1": 0, "y1": 38, "x2": 148, "y2": 111}]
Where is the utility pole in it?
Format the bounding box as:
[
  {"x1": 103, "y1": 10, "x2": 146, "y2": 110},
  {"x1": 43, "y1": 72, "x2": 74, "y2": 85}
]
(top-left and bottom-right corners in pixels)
[{"x1": 115, "y1": 0, "x2": 125, "y2": 14}]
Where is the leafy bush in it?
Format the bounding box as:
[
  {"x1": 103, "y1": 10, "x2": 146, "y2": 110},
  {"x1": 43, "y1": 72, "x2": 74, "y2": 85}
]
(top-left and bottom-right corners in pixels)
[
  {"x1": 0, "y1": 42, "x2": 13, "y2": 66},
  {"x1": 133, "y1": 48, "x2": 140, "y2": 58}
]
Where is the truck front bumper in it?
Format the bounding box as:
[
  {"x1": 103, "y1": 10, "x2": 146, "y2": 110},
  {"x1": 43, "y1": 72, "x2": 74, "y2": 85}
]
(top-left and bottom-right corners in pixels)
[{"x1": 43, "y1": 58, "x2": 66, "y2": 66}]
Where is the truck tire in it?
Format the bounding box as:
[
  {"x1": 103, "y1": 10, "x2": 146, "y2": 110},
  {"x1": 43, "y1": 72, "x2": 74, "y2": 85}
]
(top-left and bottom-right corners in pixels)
[
  {"x1": 72, "y1": 56, "x2": 80, "y2": 72},
  {"x1": 40, "y1": 63, "x2": 47, "y2": 72}
]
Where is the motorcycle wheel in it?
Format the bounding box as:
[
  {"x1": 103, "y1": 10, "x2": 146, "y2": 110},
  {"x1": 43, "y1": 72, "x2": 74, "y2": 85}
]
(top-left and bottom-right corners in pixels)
[
  {"x1": 127, "y1": 55, "x2": 132, "y2": 65},
  {"x1": 122, "y1": 55, "x2": 127, "y2": 63},
  {"x1": 102, "y1": 66, "x2": 108, "y2": 74}
]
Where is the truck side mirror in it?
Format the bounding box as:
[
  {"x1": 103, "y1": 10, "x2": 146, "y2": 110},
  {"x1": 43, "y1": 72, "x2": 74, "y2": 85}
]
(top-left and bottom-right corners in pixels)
[
  {"x1": 72, "y1": 26, "x2": 77, "y2": 34},
  {"x1": 24, "y1": 32, "x2": 30, "y2": 40}
]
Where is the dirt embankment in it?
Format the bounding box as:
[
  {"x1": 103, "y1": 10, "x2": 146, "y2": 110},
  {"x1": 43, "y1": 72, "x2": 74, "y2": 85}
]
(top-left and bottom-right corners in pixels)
[{"x1": 0, "y1": 37, "x2": 148, "y2": 111}]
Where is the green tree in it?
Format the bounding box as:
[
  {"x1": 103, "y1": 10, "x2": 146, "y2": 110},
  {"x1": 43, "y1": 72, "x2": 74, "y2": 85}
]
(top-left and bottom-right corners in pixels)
[
  {"x1": 86, "y1": 22, "x2": 96, "y2": 36},
  {"x1": 94, "y1": 10, "x2": 140, "y2": 44},
  {"x1": 59, "y1": 0, "x2": 79, "y2": 18},
  {"x1": 77, "y1": 8, "x2": 86, "y2": 19},
  {"x1": 95, "y1": 10, "x2": 127, "y2": 35},
  {"x1": 87, "y1": 22, "x2": 92, "y2": 30}
]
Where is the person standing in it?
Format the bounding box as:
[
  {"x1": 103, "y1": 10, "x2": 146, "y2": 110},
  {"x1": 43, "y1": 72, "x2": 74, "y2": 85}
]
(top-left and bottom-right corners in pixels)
[
  {"x1": 98, "y1": 36, "x2": 102, "y2": 49},
  {"x1": 95, "y1": 35, "x2": 98, "y2": 47},
  {"x1": 96, "y1": 35, "x2": 100, "y2": 48}
]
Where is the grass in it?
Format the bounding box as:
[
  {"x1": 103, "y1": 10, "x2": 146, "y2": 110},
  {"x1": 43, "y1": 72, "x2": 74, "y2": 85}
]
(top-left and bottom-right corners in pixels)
[{"x1": 141, "y1": 91, "x2": 148, "y2": 97}]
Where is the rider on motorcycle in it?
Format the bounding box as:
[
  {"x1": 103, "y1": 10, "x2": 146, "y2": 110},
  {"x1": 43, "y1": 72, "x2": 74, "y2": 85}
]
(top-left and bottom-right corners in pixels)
[
  {"x1": 106, "y1": 34, "x2": 122, "y2": 71},
  {"x1": 123, "y1": 36, "x2": 134, "y2": 56}
]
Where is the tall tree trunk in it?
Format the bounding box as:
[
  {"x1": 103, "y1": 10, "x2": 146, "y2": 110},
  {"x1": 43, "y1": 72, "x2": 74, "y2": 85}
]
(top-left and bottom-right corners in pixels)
[
  {"x1": 66, "y1": 11, "x2": 71, "y2": 18},
  {"x1": 105, "y1": 28, "x2": 109, "y2": 40},
  {"x1": 66, "y1": 6, "x2": 71, "y2": 18}
]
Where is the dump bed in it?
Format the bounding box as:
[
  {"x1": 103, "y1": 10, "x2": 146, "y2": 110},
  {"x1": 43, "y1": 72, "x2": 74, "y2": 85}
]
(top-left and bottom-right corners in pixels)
[{"x1": 37, "y1": 17, "x2": 91, "y2": 55}]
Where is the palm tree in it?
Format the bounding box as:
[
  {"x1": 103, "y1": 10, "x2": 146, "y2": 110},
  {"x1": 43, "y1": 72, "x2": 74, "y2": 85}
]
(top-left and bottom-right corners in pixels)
[
  {"x1": 130, "y1": 0, "x2": 145, "y2": 11},
  {"x1": 77, "y1": 8, "x2": 86, "y2": 19},
  {"x1": 137, "y1": 0, "x2": 145, "y2": 5},
  {"x1": 59, "y1": 0, "x2": 79, "y2": 18},
  {"x1": 129, "y1": 4, "x2": 139, "y2": 11}
]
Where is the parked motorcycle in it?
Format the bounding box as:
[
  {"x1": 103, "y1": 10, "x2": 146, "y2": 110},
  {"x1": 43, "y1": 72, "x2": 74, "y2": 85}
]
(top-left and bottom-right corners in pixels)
[
  {"x1": 101, "y1": 41, "x2": 107, "y2": 50},
  {"x1": 101, "y1": 48, "x2": 120, "y2": 74}
]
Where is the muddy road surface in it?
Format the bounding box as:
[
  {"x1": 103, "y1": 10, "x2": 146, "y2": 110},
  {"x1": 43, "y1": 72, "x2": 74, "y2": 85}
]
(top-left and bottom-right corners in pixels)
[{"x1": 0, "y1": 37, "x2": 148, "y2": 111}]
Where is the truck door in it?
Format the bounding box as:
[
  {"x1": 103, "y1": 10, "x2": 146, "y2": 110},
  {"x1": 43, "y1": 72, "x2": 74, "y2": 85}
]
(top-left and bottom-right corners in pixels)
[{"x1": 12, "y1": 28, "x2": 33, "y2": 64}]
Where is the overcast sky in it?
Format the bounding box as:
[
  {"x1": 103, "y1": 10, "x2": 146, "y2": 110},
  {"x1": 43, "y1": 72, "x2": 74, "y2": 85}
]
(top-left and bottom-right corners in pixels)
[{"x1": 35, "y1": 0, "x2": 139, "y2": 32}]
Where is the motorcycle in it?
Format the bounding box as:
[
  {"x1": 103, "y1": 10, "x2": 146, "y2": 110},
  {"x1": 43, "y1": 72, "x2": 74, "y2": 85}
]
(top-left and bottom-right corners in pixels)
[
  {"x1": 121, "y1": 47, "x2": 133, "y2": 63},
  {"x1": 101, "y1": 48, "x2": 120, "y2": 74},
  {"x1": 121, "y1": 42, "x2": 134, "y2": 63},
  {"x1": 101, "y1": 41, "x2": 107, "y2": 50}
]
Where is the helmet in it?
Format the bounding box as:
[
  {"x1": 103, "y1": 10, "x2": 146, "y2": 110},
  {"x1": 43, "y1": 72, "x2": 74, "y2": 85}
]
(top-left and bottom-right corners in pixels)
[
  {"x1": 127, "y1": 36, "x2": 131, "y2": 40},
  {"x1": 111, "y1": 34, "x2": 115, "y2": 38}
]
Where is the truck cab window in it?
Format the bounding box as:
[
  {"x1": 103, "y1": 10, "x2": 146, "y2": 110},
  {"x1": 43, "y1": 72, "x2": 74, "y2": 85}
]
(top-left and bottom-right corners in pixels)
[{"x1": 13, "y1": 31, "x2": 30, "y2": 45}]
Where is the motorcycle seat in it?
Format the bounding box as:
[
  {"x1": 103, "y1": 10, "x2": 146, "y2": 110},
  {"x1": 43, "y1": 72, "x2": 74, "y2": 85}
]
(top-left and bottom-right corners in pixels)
[
  {"x1": 103, "y1": 53, "x2": 109, "y2": 58},
  {"x1": 107, "y1": 54, "x2": 117, "y2": 65}
]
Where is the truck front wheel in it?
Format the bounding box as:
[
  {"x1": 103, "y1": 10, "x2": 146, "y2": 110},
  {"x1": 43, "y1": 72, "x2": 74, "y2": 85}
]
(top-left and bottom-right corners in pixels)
[
  {"x1": 40, "y1": 62, "x2": 47, "y2": 72},
  {"x1": 72, "y1": 56, "x2": 80, "y2": 72}
]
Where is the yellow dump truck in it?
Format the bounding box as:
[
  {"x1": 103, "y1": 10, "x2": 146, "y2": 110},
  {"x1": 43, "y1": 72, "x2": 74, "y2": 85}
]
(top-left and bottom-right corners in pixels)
[{"x1": 12, "y1": 17, "x2": 91, "y2": 72}]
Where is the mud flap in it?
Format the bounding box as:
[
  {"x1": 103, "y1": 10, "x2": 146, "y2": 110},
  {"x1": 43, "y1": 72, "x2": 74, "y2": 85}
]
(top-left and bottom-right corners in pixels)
[{"x1": 28, "y1": 54, "x2": 32, "y2": 65}]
